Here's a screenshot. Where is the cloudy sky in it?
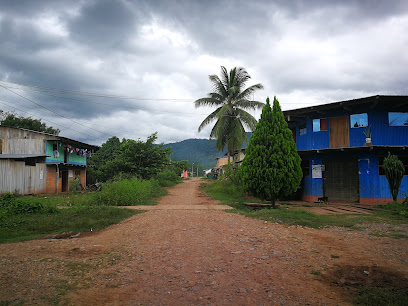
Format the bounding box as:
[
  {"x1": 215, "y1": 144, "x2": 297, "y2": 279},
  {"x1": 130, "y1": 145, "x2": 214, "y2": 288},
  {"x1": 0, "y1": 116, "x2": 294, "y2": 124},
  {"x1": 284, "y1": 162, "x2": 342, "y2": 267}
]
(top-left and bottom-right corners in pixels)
[{"x1": 0, "y1": 0, "x2": 407, "y2": 145}]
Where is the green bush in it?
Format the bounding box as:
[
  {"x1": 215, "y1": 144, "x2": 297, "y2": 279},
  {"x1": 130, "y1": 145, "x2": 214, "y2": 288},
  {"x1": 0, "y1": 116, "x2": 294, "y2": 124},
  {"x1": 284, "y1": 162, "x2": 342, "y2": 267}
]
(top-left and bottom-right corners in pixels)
[
  {"x1": 376, "y1": 201, "x2": 408, "y2": 218},
  {"x1": 155, "y1": 170, "x2": 181, "y2": 187},
  {"x1": 91, "y1": 178, "x2": 165, "y2": 206},
  {"x1": 202, "y1": 179, "x2": 245, "y2": 202},
  {"x1": 223, "y1": 164, "x2": 243, "y2": 187},
  {"x1": 0, "y1": 193, "x2": 43, "y2": 214},
  {"x1": 69, "y1": 176, "x2": 82, "y2": 193}
]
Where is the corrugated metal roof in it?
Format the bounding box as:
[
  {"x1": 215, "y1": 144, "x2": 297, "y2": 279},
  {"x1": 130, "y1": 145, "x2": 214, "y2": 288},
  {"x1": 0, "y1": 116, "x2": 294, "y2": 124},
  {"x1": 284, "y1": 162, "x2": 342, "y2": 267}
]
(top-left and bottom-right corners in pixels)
[
  {"x1": 283, "y1": 95, "x2": 408, "y2": 120},
  {"x1": 0, "y1": 154, "x2": 49, "y2": 159}
]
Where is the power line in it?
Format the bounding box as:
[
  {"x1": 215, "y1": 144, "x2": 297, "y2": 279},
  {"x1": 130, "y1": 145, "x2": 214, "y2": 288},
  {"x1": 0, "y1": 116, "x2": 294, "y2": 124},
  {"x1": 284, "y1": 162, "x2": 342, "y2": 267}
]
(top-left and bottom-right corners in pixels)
[
  {"x1": 0, "y1": 80, "x2": 326, "y2": 106},
  {"x1": 0, "y1": 80, "x2": 193, "y2": 101},
  {"x1": 0, "y1": 84, "x2": 206, "y2": 116},
  {"x1": 0, "y1": 80, "x2": 271, "y2": 119},
  {"x1": 0, "y1": 99, "x2": 103, "y2": 139},
  {"x1": 0, "y1": 83, "x2": 261, "y2": 117},
  {"x1": 0, "y1": 85, "x2": 114, "y2": 138}
]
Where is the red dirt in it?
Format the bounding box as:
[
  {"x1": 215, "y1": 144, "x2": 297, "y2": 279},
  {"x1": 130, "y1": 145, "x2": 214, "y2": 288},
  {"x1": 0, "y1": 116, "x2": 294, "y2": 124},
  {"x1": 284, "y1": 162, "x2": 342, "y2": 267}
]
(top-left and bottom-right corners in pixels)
[{"x1": 1, "y1": 178, "x2": 407, "y2": 305}]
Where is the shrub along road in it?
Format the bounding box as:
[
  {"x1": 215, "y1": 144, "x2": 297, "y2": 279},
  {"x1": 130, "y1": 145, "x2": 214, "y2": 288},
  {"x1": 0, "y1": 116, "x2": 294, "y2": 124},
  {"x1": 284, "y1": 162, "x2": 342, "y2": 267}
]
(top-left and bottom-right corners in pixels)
[{"x1": 1, "y1": 178, "x2": 407, "y2": 305}]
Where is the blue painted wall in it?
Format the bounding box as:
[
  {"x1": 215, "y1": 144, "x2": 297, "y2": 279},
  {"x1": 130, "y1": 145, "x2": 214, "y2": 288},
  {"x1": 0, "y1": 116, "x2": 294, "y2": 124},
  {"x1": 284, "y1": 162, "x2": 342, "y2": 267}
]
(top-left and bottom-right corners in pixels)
[
  {"x1": 358, "y1": 152, "x2": 408, "y2": 199},
  {"x1": 302, "y1": 151, "x2": 408, "y2": 200},
  {"x1": 302, "y1": 158, "x2": 324, "y2": 197},
  {"x1": 295, "y1": 110, "x2": 408, "y2": 151}
]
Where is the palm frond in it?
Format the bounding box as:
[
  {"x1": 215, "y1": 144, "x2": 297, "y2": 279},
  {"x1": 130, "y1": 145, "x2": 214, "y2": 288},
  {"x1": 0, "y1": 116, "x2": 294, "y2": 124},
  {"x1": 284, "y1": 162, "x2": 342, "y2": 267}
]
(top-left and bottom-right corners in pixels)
[
  {"x1": 234, "y1": 67, "x2": 251, "y2": 89},
  {"x1": 210, "y1": 119, "x2": 228, "y2": 152},
  {"x1": 235, "y1": 83, "x2": 264, "y2": 100},
  {"x1": 220, "y1": 66, "x2": 230, "y2": 90},
  {"x1": 235, "y1": 109, "x2": 258, "y2": 131},
  {"x1": 209, "y1": 92, "x2": 225, "y2": 101},
  {"x1": 234, "y1": 99, "x2": 265, "y2": 110},
  {"x1": 194, "y1": 97, "x2": 223, "y2": 108},
  {"x1": 197, "y1": 107, "x2": 222, "y2": 132},
  {"x1": 216, "y1": 103, "x2": 234, "y2": 118},
  {"x1": 226, "y1": 118, "x2": 247, "y2": 154},
  {"x1": 209, "y1": 74, "x2": 228, "y2": 98}
]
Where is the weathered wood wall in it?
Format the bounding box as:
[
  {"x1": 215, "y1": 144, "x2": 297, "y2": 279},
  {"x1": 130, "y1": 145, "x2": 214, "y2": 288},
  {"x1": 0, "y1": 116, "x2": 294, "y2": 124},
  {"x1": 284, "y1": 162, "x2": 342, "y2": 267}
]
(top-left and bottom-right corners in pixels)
[
  {"x1": 0, "y1": 160, "x2": 46, "y2": 194},
  {"x1": 0, "y1": 126, "x2": 57, "y2": 154}
]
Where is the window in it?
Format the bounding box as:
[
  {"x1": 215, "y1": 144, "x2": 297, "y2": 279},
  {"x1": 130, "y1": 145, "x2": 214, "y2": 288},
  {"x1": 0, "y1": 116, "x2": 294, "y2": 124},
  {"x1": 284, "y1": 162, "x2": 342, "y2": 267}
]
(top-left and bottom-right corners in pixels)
[
  {"x1": 299, "y1": 123, "x2": 307, "y2": 135},
  {"x1": 313, "y1": 119, "x2": 327, "y2": 132},
  {"x1": 378, "y1": 156, "x2": 408, "y2": 176},
  {"x1": 350, "y1": 113, "x2": 368, "y2": 128},
  {"x1": 25, "y1": 158, "x2": 36, "y2": 166},
  {"x1": 52, "y1": 143, "x2": 58, "y2": 151},
  {"x1": 389, "y1": 112, "x2": 408, "y2": 126},
  {"x1": 301, "y1": 159, "x2": 310, "y2": 177},
  {"x1": 75, "y1": 170, "x2": 81, "y2": 177}
]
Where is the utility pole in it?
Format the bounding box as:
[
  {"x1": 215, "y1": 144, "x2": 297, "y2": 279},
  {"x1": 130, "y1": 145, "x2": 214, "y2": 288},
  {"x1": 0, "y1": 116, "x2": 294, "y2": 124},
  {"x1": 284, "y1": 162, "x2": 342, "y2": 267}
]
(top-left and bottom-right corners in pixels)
[{"x1": 192, "y1": 163, "x2": 194, "y2": 177}]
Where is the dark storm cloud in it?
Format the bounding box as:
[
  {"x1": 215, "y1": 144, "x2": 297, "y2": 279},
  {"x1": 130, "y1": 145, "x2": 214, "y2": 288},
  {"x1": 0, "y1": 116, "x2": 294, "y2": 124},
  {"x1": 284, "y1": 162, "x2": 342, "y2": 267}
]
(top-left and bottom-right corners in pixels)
[
  {"x1": 66, "y1": 0, "x2": 141, "y2": 50},
  {"x1": 0, "y1": 0, "x2": 407, "y2": 144}
]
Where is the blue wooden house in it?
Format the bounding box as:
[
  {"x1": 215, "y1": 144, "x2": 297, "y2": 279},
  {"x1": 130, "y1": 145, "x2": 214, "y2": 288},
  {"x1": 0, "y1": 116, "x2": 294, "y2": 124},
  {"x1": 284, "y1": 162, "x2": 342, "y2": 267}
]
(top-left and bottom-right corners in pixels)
[{"x1": 283, "y1": 95, "x2": 408, "y2": 204}]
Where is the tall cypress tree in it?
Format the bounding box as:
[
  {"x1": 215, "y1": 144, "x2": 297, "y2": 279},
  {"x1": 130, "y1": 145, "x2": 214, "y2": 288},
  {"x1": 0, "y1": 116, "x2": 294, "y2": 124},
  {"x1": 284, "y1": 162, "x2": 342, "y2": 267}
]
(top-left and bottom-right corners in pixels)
[
  {"x1": 240, "y1": 97, "x2": 302, "y2": 208},
  {"x1": 383, "y1": 152, "x2": 405, "y2": 201}
]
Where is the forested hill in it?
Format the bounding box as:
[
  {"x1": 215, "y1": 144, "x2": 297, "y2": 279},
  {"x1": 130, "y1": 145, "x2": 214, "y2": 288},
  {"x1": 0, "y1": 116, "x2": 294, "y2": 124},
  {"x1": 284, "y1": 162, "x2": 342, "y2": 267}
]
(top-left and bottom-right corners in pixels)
[{"x1": 163, "y1": 133, "x2": 251, "y2": 169}]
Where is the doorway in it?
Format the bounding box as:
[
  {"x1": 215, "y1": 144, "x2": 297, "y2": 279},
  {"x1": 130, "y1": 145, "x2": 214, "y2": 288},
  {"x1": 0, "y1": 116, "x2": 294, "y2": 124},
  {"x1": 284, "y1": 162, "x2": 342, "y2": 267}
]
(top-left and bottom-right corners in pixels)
[
  {"x1": 323, "y1": 158, "x2": 359, "y2": 202},
  {"x1": 61, "y1": 171, "x2": 68, "y2": 192}
]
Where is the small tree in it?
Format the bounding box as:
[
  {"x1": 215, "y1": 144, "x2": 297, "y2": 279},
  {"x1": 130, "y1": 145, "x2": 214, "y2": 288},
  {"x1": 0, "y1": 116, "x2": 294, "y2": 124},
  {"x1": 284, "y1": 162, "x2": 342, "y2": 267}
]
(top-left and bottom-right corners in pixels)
[
  {"x1": 240, "y1": 97, "x2": 302, "y2": 208},
  {"x1": 0, "y1": 111, "x2": 60, "y2": 135},
  {"x1": 383, "y1": 153, "x2": 405, "y2": 201}
]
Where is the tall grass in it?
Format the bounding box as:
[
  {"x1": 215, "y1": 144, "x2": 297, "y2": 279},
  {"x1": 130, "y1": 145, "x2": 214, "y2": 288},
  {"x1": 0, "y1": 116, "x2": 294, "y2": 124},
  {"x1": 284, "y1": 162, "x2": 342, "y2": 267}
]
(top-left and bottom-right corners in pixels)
[
  {"x1": 0, "y1": 174, "x2": 176, "y2": 243},
  {"x1": 201, "y1": 179, "x2": 244, "y2": 203},
  {"x1": 201, "y1": 180, "x2": 408, "y2": 228},
  {"x1": 90, "y1": 178, "x2": 166, "y2": 206}
]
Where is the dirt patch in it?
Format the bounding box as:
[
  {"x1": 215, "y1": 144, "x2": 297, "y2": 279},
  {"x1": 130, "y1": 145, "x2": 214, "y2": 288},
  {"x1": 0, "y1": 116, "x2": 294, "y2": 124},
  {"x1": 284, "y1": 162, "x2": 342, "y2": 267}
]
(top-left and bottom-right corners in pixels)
[
  {"x1": 322, "y1": 264, "x2": 408, "y2": 290},
  {"x1": 1, "y1": 178, "x2": 407, "y2": 305}
]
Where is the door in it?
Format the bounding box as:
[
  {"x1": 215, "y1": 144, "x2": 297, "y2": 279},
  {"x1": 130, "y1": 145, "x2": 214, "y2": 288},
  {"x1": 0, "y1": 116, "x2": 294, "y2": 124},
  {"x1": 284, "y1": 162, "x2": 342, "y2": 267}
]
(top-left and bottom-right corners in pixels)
[
  {"x1": 64, "y1": 150, "x2": 69, "y2": 164},
  {"x1": 329, "y1": 116, "x2": 349, "y2": 148},
  {"x1": 61, "y1": 170, "x2": 68, "y2": 192},
  {"x1": 323, "y1": 158, "x2": 359, "y2": 202}
]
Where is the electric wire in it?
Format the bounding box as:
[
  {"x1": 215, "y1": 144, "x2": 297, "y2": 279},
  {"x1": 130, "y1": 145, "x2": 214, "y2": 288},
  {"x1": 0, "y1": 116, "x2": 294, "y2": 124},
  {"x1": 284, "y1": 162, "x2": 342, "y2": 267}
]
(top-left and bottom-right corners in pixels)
[
  {"x1": 0, "y1": 85, "x2": 115, "y2": 138},
  {"x1": 0, "y1": 99, "x2": 102, "y2": 139},
  {"x1": 0, "y1": 80, "x2": 193, "y2": 101},
  {"x1": 0, "y1": 80, "x2": 312, "y2": 107},
  {"x1": 0, "y1": 85, "x2": 206, "y2": 115},
  {"x1": 0, "y1": 83, "x2": 262, "y2": 117}
]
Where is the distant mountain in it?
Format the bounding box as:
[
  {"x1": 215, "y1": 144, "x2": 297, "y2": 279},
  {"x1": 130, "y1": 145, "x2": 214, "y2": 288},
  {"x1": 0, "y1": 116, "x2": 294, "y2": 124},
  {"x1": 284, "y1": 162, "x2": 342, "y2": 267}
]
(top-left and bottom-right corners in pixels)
[{"x1": 163, "y1": 133, "x2": 251, "y2": 169}]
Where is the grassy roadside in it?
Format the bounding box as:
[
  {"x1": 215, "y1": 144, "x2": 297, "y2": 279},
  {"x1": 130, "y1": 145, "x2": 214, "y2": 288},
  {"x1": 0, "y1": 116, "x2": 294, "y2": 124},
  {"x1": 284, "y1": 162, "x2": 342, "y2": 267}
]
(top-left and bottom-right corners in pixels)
[
  {"x1": 200, "y1": 180, "x2": 408, "y2": 229},
  {"x1": 0, "y1": 205, "x2": 141, "y2": 243},
  {"x1": 0, "y1": 176, "x2": 181, "y2": 244}
]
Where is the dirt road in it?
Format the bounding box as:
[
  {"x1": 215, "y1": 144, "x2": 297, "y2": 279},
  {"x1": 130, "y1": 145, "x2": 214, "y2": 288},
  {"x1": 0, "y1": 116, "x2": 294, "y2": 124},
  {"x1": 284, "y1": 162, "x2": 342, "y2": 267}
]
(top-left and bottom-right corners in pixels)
[{"x1": 1, "y1": 178, "x2": 407, "y2": 305}]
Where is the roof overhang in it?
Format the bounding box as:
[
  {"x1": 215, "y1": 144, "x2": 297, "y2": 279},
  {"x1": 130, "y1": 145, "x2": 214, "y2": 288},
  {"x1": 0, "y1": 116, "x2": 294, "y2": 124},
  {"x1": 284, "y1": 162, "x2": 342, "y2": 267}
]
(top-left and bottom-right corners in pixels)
[
  {"x1": 297, "y1": 145, "x2": 408, "y2": 157},
  {"x1": 0, "y1": 154, "x2": 49, "y2": 159},
  {"x1": 0, "y1": 126, "x2": 99, "y2": 150},
  {"x1": 284, "y1": 95, "x2": 408, "y2": 123}
]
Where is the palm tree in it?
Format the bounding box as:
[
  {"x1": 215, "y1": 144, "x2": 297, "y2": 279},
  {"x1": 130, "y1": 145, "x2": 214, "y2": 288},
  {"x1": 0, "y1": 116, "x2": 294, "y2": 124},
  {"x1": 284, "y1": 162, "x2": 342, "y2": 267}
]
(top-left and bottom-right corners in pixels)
[{"x1": 195, "y1": 66, "x2": 264, "y2": 161}]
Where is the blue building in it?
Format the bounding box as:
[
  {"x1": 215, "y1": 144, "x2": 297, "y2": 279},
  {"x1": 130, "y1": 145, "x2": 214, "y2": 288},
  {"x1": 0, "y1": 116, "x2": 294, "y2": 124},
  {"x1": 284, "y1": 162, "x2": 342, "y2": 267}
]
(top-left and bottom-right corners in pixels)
[{"x1": 283, "y1": 95, "x2": 408, "y2": 204}]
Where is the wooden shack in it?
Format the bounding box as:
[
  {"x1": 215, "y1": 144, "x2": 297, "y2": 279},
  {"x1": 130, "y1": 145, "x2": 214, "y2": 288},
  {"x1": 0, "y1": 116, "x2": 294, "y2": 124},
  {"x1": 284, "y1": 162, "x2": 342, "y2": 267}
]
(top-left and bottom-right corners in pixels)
[{"x1": 0, "y1": 126, "x2": 98, "y2": 194}]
